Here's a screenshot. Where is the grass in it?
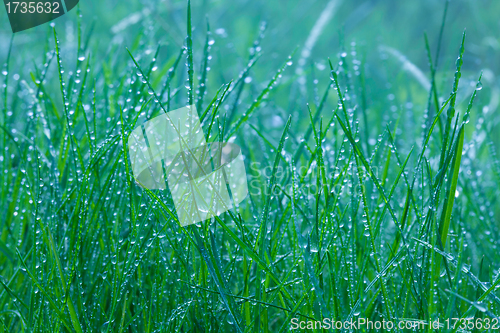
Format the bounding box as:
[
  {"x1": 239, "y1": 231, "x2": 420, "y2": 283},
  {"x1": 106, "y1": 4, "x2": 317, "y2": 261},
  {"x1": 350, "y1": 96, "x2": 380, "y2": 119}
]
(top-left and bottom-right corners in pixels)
[{"x1": 1, "y1": 0, "x2": 500, "y2": 332}]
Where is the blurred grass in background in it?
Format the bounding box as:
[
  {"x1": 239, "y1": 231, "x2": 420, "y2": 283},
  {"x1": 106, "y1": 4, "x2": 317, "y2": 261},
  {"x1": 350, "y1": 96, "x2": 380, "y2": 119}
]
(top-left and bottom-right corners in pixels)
[{"x1": 1, "y1": 0, "x2": 500, "y2": 143}]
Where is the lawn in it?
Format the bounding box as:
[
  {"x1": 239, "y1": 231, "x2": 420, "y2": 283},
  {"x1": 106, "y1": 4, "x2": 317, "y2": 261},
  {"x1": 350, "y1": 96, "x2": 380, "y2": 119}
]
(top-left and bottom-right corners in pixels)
[{"x1": 1, "y1": 0, "x2": 500, "y2": 331}]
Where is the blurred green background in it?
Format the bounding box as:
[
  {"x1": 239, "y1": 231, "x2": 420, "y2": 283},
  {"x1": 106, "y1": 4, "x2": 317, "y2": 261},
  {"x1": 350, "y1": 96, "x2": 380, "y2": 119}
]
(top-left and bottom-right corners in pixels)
[{"x1": 1, "y1": 0, "x2": 499, "y2": 143}]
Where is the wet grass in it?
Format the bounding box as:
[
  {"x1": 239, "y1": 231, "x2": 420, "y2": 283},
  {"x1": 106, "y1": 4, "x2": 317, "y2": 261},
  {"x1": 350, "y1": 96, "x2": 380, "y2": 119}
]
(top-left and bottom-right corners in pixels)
[{"x1": 1, "y1": 1, "x2": 500, "y2": 332}]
